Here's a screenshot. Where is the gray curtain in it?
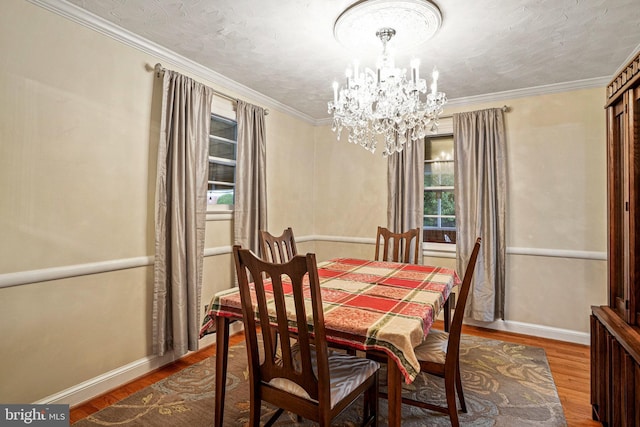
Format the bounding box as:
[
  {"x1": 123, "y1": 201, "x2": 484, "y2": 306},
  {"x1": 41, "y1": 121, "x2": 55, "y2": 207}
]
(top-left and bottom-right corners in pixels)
[
  {"x1": 153, "y1": 70, "x2": 214, "y2": 357},
  {"x1": 234, "y1": 100, "x2": 267, "y2": 254},
  {"x1": 387, "y1": 137, "x2": 425, "y2": 264},
  {"x1": 453, "y1": 108, "x2": 506, "y2": 321}
]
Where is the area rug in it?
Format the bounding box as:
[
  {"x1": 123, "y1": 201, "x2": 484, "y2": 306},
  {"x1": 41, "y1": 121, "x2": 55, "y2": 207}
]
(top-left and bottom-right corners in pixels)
[{"x1": 73, "y1": 335, "x2": 566, "y2": 426}]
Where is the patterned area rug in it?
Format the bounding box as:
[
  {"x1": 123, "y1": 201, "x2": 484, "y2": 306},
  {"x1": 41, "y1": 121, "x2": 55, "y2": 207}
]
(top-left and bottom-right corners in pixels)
[{"x1": 74, "y1": 335, "x2": 566, "y2": 426}]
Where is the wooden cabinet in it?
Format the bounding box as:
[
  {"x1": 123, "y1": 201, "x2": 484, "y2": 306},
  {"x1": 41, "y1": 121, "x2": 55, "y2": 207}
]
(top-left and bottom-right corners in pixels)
[
  {"x1": 607, "y1": 81, "x2": 640, "y2": 325},
  {"x1": 591, "y1": 307, "x2": 640, "y2": 426},
  {"x1": 592, "y1": 51, "x2": 640, "y2": 426}
]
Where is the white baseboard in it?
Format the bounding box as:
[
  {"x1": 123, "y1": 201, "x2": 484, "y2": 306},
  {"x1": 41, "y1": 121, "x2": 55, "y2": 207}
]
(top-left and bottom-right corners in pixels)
[
  {"x1": 36, "y1": 322, "x2": 244, "y2": 406},
  {"x1": 463, "y1": 318, "x2": 590, "y2": 346}
]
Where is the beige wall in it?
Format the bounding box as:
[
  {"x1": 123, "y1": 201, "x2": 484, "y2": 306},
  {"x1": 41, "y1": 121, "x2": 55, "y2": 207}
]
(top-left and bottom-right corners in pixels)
[
  {"x1": 312, "y1": 88, "x2": 609, "y2": 333},
  {"x1": 0, "y1": 0, "x2": 315, "y2": 403},
  {"x1": 0, "y1": 0, "x2": 610, "y2": 406},
  {"x1": 447, "y1": 90, "x2": 608, "y2": 332},
  {"x1": 312, "y1": 125, "x2": 387, "y2": 239}
]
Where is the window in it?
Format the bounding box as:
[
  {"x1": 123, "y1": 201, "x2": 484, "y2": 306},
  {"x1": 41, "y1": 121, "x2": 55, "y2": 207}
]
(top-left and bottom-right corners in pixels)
[
  {"x1": 424, "y1": 136, "x2": 456, "y2": 243},
  {"x1": 208, "y1": 114, "x2": 237, "y2": 208}
]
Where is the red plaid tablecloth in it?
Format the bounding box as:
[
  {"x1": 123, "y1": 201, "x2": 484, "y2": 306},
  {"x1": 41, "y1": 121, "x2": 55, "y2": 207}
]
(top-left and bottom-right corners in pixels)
[{"x1": 199, "y1": 258, "x2": 460, "y2": 383}]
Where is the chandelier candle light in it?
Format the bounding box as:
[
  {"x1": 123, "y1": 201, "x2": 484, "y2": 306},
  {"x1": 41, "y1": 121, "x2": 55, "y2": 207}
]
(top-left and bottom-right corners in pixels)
[{"x1": 328, "y1": 0, "x2": 447, "y2": 156}]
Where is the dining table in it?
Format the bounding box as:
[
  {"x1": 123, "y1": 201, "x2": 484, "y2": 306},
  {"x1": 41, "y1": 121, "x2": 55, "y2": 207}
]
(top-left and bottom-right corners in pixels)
[{"x1": 199, "y1": 257, "x2": 460, "y2": 427}]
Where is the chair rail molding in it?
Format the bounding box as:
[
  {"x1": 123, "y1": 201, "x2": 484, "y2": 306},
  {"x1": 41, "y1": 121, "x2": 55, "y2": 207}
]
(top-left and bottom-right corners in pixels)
[{"x1": 0, "y1": 235, "x2": 605, "y2": 289}]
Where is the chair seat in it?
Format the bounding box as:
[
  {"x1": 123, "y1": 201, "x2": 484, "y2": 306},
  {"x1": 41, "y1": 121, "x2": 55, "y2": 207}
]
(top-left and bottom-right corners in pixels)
[
  {"x1": 414, "y1": 328, "x2": 449, "y2": 364},
  {"x1": 269, "y1": 344, "x2": 380, "y2": 408}
]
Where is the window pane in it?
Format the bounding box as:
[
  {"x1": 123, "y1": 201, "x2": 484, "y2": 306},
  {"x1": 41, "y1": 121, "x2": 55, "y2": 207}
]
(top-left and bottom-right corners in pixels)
[
  {"x1": 424, "y1": 163, "x2": 435, "y2": 187},
  {"x1": 424, "y1": 135, "x2": 456, "y2": 244},
  {"x1": 440, "y1": 190, "x2": 455, "y2": 215},
  {"x1": 441, "y1": 217, "x2": 456, "y2": 228},
  {"x1": 424, "y1": 161, "x2": 454, "y2": 186},
  {"x1": 208, "y1": 114, "x2": 237, "y2": 207},
  {"x1": 424, "y1": 191, "x2": 439, "y2": 215},
  {"x1": 438, "y1": 164, "x2": 454, "y2": 186},
  {"x1": 210, "y1": 115, "x2": 237, "y2": 140},
  {"x1": 425, "y1": 136, "x2": 454, "y2": 161},
  {"x1": 207, "y1": 186, "x2": 234, "y2": 205},
  {"x1": 423, "y1": 217, "x2": 437, "y2": 227},
  {"x1": 208, "y1": 162, "x2": 235, "y2": 183},
  {"x1": 209, "y1": 138, "x2": 236, "y2": 160}
]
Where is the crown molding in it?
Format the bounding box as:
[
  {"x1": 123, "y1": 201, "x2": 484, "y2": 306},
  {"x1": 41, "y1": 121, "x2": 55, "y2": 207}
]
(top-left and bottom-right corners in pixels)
[
  {"x1": 315, "y1": 76, "x2": 610, "y2": 126},
  {"x1": 26, "y1": 0, "x2": 316, "y2": 124},
  {"x1": 613, "y1": 42, "x2": 640, "y2": 78},
  {"x1": 23, "y1": 0, "x2": 615, "y2": 128},
  {"x1": 444, "y1": 76, "x2": 609, "y2": 108}
]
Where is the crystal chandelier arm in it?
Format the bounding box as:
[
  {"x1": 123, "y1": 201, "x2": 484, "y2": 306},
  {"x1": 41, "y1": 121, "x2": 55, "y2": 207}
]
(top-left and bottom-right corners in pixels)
[
  {"x1": 431, "y1": 67, "x2": 439, "y2": 94},
  {"x1": 411, "y1": 58, "x2": 420, "y2": 83}
]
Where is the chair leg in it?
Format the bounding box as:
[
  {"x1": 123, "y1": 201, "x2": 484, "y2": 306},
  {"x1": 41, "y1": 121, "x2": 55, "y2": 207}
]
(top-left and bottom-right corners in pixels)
[
  {"x1": 249, "y1": 380, "x2": 261, "y2": 427},
  {"x1": 455, "y1": 363, "x2": 467, "y2": 413},
  {"x1": 372, "y1": 372, "x2": 379, "y2": 427},
  {"x1": 444, "y1": 373, "x2": 460, "y2": 427},
  {"x1": 363, "y1": 372, "x2": 379, "y2": 427},
  {"x1": 364, "y1": 386, "x2": 371, "y2": 421},
  {"x1": 319, "y1": 411, "x2": 331, "y2": 427},
  {"x1": 249, "y1": 400, "x2": 261, "y2": 427}
]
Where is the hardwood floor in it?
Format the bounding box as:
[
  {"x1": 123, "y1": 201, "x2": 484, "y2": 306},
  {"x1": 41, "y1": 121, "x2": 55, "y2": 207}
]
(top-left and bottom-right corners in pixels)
[{"x1": 70, "y1": 323, "x2": 601, "y2": 426}]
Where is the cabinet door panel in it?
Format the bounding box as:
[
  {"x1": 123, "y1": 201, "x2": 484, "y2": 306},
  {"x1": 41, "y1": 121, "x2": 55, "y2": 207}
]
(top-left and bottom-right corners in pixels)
[
  {"x1": 608, "y1": 86, "x2": 640, "y2": 326},
  {"x1": 630, "y1": 87, "x2": 640, "y2": 324},
  {"x1": 608, "y1": 98, "x2": 630, "y2": 321}
]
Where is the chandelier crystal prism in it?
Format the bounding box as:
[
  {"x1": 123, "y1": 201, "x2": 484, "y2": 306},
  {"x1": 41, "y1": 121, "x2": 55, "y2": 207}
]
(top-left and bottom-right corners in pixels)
[{"x1": 328, "y1": 0, "x2": 447, "y2": 156}]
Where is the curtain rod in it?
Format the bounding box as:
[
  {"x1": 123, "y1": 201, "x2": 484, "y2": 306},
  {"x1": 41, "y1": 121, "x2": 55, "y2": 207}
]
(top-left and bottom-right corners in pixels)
[
  {"x1": 153, "y1": 63, "x2": 269, "y2": 115},
  {"x1": 438, "y1": 105, "x2": 509, "y2": 120}
]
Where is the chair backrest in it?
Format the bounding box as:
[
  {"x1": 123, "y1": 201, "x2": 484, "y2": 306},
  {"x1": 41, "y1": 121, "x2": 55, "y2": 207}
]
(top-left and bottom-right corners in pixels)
[
  {"x1": 374, "y1": 226, "x2": 421, "y2": 264},
  {"x1": 232, "y1": 245, "x2": 331, "y2": 407},
  {"x1": 259, "y1": 227, "x2": 298, "y2": 263},
  {"x1": 446, "y1": 237, "x2": 482, "y2": 365}
]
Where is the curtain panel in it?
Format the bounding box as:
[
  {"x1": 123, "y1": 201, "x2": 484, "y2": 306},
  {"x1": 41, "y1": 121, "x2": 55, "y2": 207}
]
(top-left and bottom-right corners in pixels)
[
  {"x1": 234, "y1": 100, "x2": 267, "y2": 255},
  {"x1": 153, "y1": 70, "x2": 214, "y2": 357},
  {"x1": 387, "y1": 137, "x2": 425, "y2": 264},
  {"x1": 453, "y1": 108, "x2": 506, "y2": 322}
]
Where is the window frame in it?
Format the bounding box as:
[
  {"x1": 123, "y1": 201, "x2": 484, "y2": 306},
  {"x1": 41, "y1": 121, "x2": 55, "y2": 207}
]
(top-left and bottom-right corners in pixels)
[
  {"x1": 207, "y1": 112, "x2": 237, "y2": 214},
  {"x1": 423, "y1": 128, "x2": 457, "y2": 250}
]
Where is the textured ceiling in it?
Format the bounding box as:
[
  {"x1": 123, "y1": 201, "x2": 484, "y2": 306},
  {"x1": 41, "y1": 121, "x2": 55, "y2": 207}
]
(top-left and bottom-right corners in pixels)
[{"x1": 67, "y1": 0, "x2": 640, "y2": 119}]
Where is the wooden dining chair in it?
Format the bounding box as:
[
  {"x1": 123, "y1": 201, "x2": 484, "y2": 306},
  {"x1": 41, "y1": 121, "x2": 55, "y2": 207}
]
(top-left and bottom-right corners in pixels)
[
  {"x1": 404, "y1": 237, "x2": 481, "y2": 427},
  {"x1": 259, "y1": 227, "x2": 298, "y2": 264},
  {"x1": 232, "y1": 246, "x2": 380, "y2": 427},
  {"x1": 374, "y1": 226, "x2": 420, "y2": 265}
]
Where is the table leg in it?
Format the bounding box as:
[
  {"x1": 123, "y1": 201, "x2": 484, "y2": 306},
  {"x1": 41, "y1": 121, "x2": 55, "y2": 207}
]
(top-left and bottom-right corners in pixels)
[
  {"x1": 214, "y1": 316, "x2": 230, "y2": 427},
  {"x1": 443, "y1": 298, "x2": 451, "y2": 332},
  {"x1": 387, "y1": 357, "x2": 402, "y2": 427}
]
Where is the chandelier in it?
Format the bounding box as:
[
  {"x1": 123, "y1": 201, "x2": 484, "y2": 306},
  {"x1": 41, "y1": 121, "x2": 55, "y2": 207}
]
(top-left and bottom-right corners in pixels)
[{"x1": 328, "y1": 0, "x2": 447, "y2": 156}]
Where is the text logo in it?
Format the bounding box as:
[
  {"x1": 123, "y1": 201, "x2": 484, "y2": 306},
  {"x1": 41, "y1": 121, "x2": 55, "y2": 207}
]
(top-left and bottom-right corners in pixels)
[{"x1": 1, "y1": 405, "x2": 69, "y2": 426}]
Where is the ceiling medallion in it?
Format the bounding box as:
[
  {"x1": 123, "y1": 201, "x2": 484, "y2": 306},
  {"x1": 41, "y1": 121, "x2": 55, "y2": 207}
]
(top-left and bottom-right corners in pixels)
[
  {"x1": 334, "y1": 0, "x2": 442, "y2": 53},
  {"x1": 328, "y1": 0, "x2": 446, "y2": 156}
]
